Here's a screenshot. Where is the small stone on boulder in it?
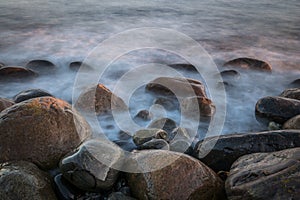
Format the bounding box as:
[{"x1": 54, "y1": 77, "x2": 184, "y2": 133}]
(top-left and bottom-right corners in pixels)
[
  {"x1": 13, "y1": 88, "x2": 53, "y2": 103},
  {"x1": 133, "y1": 128, "x2": 168, "y2": 146}
]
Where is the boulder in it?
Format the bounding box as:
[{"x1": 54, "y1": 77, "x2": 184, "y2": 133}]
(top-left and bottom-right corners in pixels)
[
  {"x1": 0, "y1": 161, "x2": 57, "y2": 200},
  {"x1": 69, "y1": 61, "x2": 92, "y2": 71},
  {"x1": 283, "y1": 115, "x2": 300, "y2": 129},
  {"x1": 134, "y1": 109, "x2": 152, "y2": 121},
  {"x1": 133, "y1": 128, "x2": 168, "y2": 146},
  {"x1": 75, "y1": 84, "x2": 127, "y2": 115},
  {"x1": 289, "y1": 79, "x2": 300, "y2": 88},
  {"x1": 168, "y1": 63, "x2": 197, "y2": 71},
  {"x1": 13, "y1": 88, "x2": 53, "y2": 103},
  {"x1": 193, "y1": 130, "x2": 300, "y2": 172},
  {"x1": 60, "y1": 139, "x2": 123, "y2": 191},
  {"x1": 280, "y1": 88, "x2": 300, "y2": 100},
  {"x1": 137, "y1": 139, "x2": 169, "y2": 150},
  {"x1": 26, "y1": 59, "x2": 55, "y2": 70},
  {"x1": 147, "y1": 117, "x2": 177, "y2": 134},
  {"x1": 226, "y1": 148, "x2": 300, "y2": 200},
  {"x1": 0, "y1": 66, "x2": 37, "y2": 77},
  {"x1": 220, "y1": 69, "x2": 240, "y2": 80},
  {"x1": 223, "y1": 57, "x2": 272, "y2": 72},
  {"x1": 0, "y1": 97, "x2": 14, "y2": 112},
  {"x1": 0, "y1": 97, "x2": 91, "y2": 169},
  {"x1": 146, "y1": 77, "x2": 207, "y2": 98},
  {"x1": 255, "y1": 96, "x2": 300, "y2": 124},
  {"x1": 126, "y1": 150, "x2": 225, "y2": 200},
  {"x1": 182, "y1": 96, "x2": 216, "y2": 117}
]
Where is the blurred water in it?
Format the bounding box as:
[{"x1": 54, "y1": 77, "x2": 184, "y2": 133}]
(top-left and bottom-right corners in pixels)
[{"x1": 0, "y1": 0, "x2": 299, "y2": 138}]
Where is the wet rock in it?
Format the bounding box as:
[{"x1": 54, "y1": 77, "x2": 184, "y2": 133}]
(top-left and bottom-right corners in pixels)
[
  {"x1": 220, "y1": 69, "x2": 241, "y2": 80},
  {"x1": 154, "y1": 97, "x2": 178, "y2": 110},
  {"x1": 146, "y1": 77, "x2": 207, "y2": 97},
  {"x1": 60, "y1": 139, "x2": 123, "y2": 191},
  {"x1": 283, "y1": 115, "x2": 300, "y2": 129},
  {"x1": 126, "y1": 150, "x2": 225, "y2": 200},
  {"x1": 147, "y1": 117, "x2": 177, "y2": 134},
  {"x1": 169, "y1": 139, "x2": 193, "y2": 154},
  {"x1": 169, "y1": 127, "x2": 191, "y2": 141},
  {"x1": 255, "y1": 96, "x2": 300, "y2": 124},
  {"x1": 137, "y1": 139, "x2": 169, "y2": 150},
  {"x1": 26, "y1": 59, "x2": 55, "y2": 71},
  {"x1": 134, "y1": 109, "x2": 152, "y2": 121},
  {"x1": 75, "y1": 84, "x2": 127, "y2": 115},
  {"x1": 268, "y1": 121, "x2": 282, "y2": 130},
  {"x1": 0, "y1": 97, "x2": 14, "y2": 112},
  {"x1": 280, "y1": 88, "x2": 300, "y2": 100},
  {"x1": 193, "y1": 130, "x2": 300, "y2": 172},
  {"x1": 113, "y1": 140, "x2": 136, "y2": 152},
  {"x1": 289, "y1": 79, "x2": 300, "y2": 87},
  {"x1": 13, "y1": 88, "x2": 53, "y2": 103},
  {"x1": 182, "y1": 96, "x2": 216, "y2": 117},
  {"x1": 226, "y1": 148, "x2": 300, "y2": 200},
  {"x1": 133, "y1": 128, "x2": 168, "y2": 146},
  {"x1": 168, "y1": 63, "x2": 197, "y2": 71},
  {"x1": 69, "y1": 61, "x2": 92, "y2": 71},
  {"x1": 0, "y1": 66, "x2": 37, "y2": 77},
  {"x1": 0, "y1": 161, "x2": 57, "y2": 200},
  {"x1": 108, "y1": 192, "x2": 136, "y2": 200},
  {"x1": 223, "y1": 57, "x2": 272, "y2": 72},
  {"x1": 0, "y1": 97, "x2": 91, "y2": 169}
]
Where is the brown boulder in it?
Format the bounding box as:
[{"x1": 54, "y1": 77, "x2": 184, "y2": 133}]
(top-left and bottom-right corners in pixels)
[
  {"x1": 255, "y1": 96, "x2": 300, "y2": 124},
  {"x1": 0, "y1": 97, "x2": 91, "y2": 169},
  {"x1": 280, "y1": 88, "x2": 300, "y2": 100},
  {"x1": 182, "y1": 96, "x2": 216, "y2": 117},
  {"x1": 223, "y1": 57, "x2": 272, "y2": 72},
  {"x1": 226, "y1": 148, "x2": 300, "y2": 200},
  {"x1": 126, "y1": 150, "x2": 225, "y2": 200},
  {"x1": 0, "y1": 66, "x2": 37, "y2": 77},
  {"x1": 0, "y1": 97, "x2": 14, "y2": 112},
  {"x1": 283, "y1": 115, "x2": 300, "y2": 129},
  {"x1": 75, "y1": 84, "x2": 127, "y2": 115}
]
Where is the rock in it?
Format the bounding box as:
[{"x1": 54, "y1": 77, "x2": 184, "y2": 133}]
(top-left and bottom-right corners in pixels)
[
  {"x1": 0, "y1": 66, "x2": 37, "y2": 77},
  {"x1": 0, "y1": 161, "x2": 57, "y2": 200},
  {"x1": 75, "y1": 84, "x2": 127, "y2": 115},
  {"x1": 147, "y1": 117, "x2": 177, "y2": 134},
  {"x1": 133, "y1": 128, "x2": 168, "y2": 146},
  {"x1": 69, "y1": 61, "x2": 92, "y2": 71},
  {"x1": 169, "y1": 139, "x2": 193, "y2": 154},
  {"x1": 223, "y1": 57, "x2": 272, "y2": 72},
  {"x1": 220, "y1": 69, "x2": 241, "y2": 80},
  {"x1": 13, "y1": 88, "x2": 53, "y2": 103},
  {"x1": 126, "y1": 150, "x2": 225, "y2": 200},
  {"x1": 154, "y1": 97, "x2": 178, "y2": 110},
  {"x1": 268, "y1": 121, "x2": 282, "y2": 130},
  {"x1": 0, "y1": 97, "x2": 91, "y2": 169},
  {"x1": 26, "y1": 59, "x2": 55, "y2": 71},
  {"x1": 134, "y1": 109, "x2": 152, "y2": 121},
  {"x1": 108, "y1": 192, "x2": 136, "y2": 200},
  {"x1": 169, "y1": 127, "x2": 191, "y2": 141},
  {"x1": 113, "y1": 140, "x2": 136, "y2": 152},
  {"x1": 60, "y1": 139, "x2": 123, "y2": 191},
  {"x1": 193, "y1": 130, "x2": 300, "y2": 172},
  {"x1": 0, "y1": 97, "x2": 14, "y2": 112},
  {"x1": 146, "y1": 77, "x2": 207, "y2": 98},
  {"x1": 280, "y1": 88, "x2": 300, "y2": 100},
  {"x1": 0, "y1": 62, "x2": 4, "y2": 68},
  {"x1": 168, "y1": 63, "x2": 197, "y2": 71},
  {"x1": 137, "y1": 139, "x2": 169, "y2": 150},
  {"x1": 182, "y1": 96, "x2": 216, "y2": 117},
  {"x1": 255, "y1": 96, "x2": 300, "y2": 124},
  {"x1": 283, "y1": 115, "x2": 300, "y2": 129},
  {"x1": 289, "y1": 79, "x2": 300, "y2": 88},
  {"x1": 226, "y1": 148, "x2": 300, "y2": 200}
]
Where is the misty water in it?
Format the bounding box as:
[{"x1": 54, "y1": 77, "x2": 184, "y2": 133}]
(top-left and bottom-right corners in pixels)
[{"x1": 0, "y1": 0, "x2": 299, "y2": 142}]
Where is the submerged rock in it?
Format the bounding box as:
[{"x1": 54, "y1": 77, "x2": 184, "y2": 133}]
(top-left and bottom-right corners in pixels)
[
  {"x1": 133, "y1": 128, "x2": 168, "y2": 146},
  {"x1": 182, "y1": 96, "x2": 216, "y2": 117},
  {"x1": 283, "y1": 115, "x2": 300, "y2": 129},
  {"x1": 255, "y1": 96, "x2": 300, "y2": 124},
  {"x1": 0, "y1": 161, "x2": 57, "y2": 200},
  {"x1": 168, "y1": 63, "x2": 197, "y2": 71},
  {"x1": 13, "y1": 88, "x2": 53, "y2": 103},
  {"x1": 289, "y1": 79, "x2": 300, "y2": 88},
  {"x1": 60, "y1": 139, "x2": 123, "y2": 191},
  {"x1": 147, "y1": 117, "x2": 177, "y2": 134},
  {"x1": 226, "y1": 148, "x2": 300, "y2": 200},
  {"x1": 0, "y1": 97, "x2": 91, "y2": 169},
  {"x1": 69, "y1": 61, "x2": 92, "y2": 71},
  {"x1": 280, "y1": 88, "x2": 300, "y2": 100},
  {"x1": 126, "y1": 150, "x2": 225, "y2": 200},
  {"x1": 134, "y1": 109, "x2": 152, "y2": 121},
  {"x1": 26, "y1": 59, "x2": 55, "y2": 70},
  {"x1": 193, "y1": 130, "x2": 300, "y2": 172},
  {"x1": 0, "y1": 97, "x2": 14, "y2": 112},
  {"x1": 223, "y1": 57, "x2": 272, "y2": 72},
  {"x1": 220, "y1": 69, "x2": 241, "y2": 80},
  {"x1": 0, "y1": 66, "x2": 37, "y2": 77},
  {"x1": 75, "y1": 84, "x2": 127, "y2": 115}
]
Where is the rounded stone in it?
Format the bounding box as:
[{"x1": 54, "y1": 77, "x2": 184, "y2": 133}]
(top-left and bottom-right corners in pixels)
[
  {"x1": 133, "y1": 128, "x2": 168, "y2": 146},
  {"x1": 280, "y1": 88, "x2": 300, "y2": 101},
  {"x1": 147, "y1": 117, "x2": 177, "y2": 134},
  {"x1": 283, "y1": 115, "x2": 300, "y2": 129},
  {"x1": 0, "y1": 66, "x2": 37, "y2": 77},
  {"x1": 223, "y1": 57, "x2": 272, "y2": 72},
  {"x1": 13, "y1": 88, "x2": 53, "y2": 103},
  {"x1": 137, "y1": 139, "x2": 169, "y2": 150},
  {"x1": 0, "y1": 97, "x2": 91, "y2": 169},
  {"x1": 0, "y1": 97, "x2": 14, "y2": 112},
  {"x1": 182, "y1": 96, "x2": 216, "y2": 117}
]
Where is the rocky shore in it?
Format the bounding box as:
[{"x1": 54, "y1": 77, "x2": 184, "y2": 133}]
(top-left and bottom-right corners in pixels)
[{"x1": 0, "y1": 58, "x2": 300, "y2": 200}]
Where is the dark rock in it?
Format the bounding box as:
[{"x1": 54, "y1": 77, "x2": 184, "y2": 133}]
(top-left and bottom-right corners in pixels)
[
  {"x1": 108, "y1": 192, "x2": 136, "y2": 200},
  {"x1": 168, "y1": 63, "x2": 197, "y2": 71},
  {"x1": 0, "y1": 97, "x2": 14, "y2": 112},
  {"x1": 147, "y1": 117, "x2": 177, "y2": 134},
  {"x1": 118, "y1": 131, "x2": 132, "y2": 140},
  {"x1": 193, "y1": 130, "x2": 300, "y2": 172},
  {"x1": 154, "y1": 97, "x2": 178, "y2": 110},
  {"x1": 169, "y1": 139, "x2": 193, "y2": 154},
  {"x1": 220, "y1": 69, "x2": 241, "y2": 80},
  {"x1": 133, "y1": 128, "x2": 168, "y2": 146},
  {"x1": 13, "y1": 88, "x2": 53, "y2": 103},
  {"x1": 0, "y1": 66, "x2": 37, "y2": 77},
  {"x1": 126, "y1": 150, "x2": 225, "y2": 200},
  {"x1": 54, "y1": 174, "x2": 83, "y2": 200},
  {"x1": 226, "y1": 148, "x2": 300, "y2": 200},
  {"x1": 289, "y1": 79, "x2": 300, "y2": 87},
  {"x1": 0, "y1": 62, "x2": 4, "y2": 68},
  {"x1": 75, "y1": 84, "x2": 127, "y2": 115},
  {"x1": 60, "y1": 139, "x2": 123, "y2": 191},
  {"x1": 0, "y1": 161, "x2": 57, "y2": 200},
  {"x1": 223, "y1": 57, "x2": 272, "y2": 72},
  {"x1": 283, "y1": 115, "x2": 300, "y2": 129},
  {"x1": 69, "y1": 61, "x2": 92, "y2": 71},
  {"x1": 169, "y1": 127, "x2": 191, "y2": 142},
  {"x1": 280, "y1": 88, "x2": 300, "y2": 100},
  {"x1": 182, "y1": 96, "x2": 216, "y2": 117},
  {"x1": 0, "y1": 97, "x2": 91, "y2": 169},
  {"x1": 146, "y1": 77, "x2": 207, "y2": 98},
  {"x1": 113, "y1": 140, "x2": 136, "y2": 152},
  {"x1": 26, "y1": 59, "x2": 55, "y2": 70},
  {"x1": 255, "y1": 96, "x2": 300, "y2": 124},
  {"x1": 137, "y1": 139, "x2": 169, "y2": 150},
  {"x1": 134, "y1": 109, "x2": 152, "y2": 121}
]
